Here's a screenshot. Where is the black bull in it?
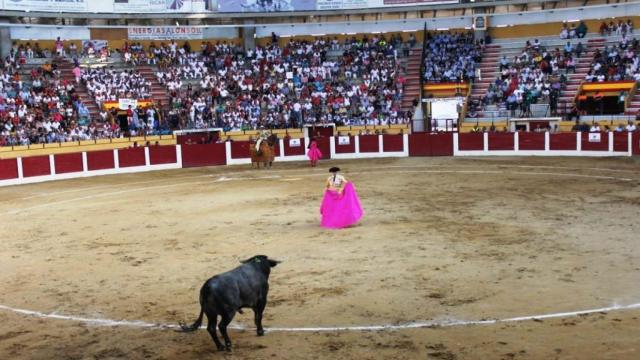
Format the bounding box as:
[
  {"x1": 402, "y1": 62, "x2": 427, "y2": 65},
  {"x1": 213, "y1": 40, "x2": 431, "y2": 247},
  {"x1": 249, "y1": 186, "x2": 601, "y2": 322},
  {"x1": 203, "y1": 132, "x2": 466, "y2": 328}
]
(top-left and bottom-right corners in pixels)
[{"x1": 179, "y1": 255, "x2": 280, "y2": 351}]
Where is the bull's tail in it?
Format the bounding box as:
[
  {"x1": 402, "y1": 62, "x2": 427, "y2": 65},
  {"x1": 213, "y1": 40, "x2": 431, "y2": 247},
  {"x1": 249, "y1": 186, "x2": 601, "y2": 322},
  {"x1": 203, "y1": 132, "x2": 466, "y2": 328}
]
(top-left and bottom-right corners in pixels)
[
  {"x1": 178, "y1": 307, "x2": 204, "y2": 332},
  {"x1": 178, "y1": 288, "x2": 206, "y2": 332}
]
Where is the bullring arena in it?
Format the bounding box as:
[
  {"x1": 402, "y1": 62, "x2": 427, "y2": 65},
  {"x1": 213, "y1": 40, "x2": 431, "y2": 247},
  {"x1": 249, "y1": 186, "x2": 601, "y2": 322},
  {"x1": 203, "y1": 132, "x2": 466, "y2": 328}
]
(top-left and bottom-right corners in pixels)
[
  {"x1": 2, "y1": 0, "x2": 640, "y2": 358},
  {"x1": 2, "y1": 154, "x2": 640, "y2": 359}
]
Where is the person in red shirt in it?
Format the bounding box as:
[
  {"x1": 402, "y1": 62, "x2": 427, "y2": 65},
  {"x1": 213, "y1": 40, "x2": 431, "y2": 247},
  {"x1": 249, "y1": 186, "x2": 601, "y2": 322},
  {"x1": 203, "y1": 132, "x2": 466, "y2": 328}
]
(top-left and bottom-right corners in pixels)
[{"x1": 126, "y1": 105, "x2": 133, "y2": 127}]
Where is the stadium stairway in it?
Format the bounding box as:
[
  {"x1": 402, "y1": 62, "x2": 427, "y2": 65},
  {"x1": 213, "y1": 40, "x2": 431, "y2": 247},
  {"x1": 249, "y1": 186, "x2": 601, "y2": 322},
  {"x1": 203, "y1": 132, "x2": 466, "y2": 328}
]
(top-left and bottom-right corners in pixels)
[
  {"x1": 468, "y1": 35, "x2": 608, "y2": 119},
  {"x1": 137, "y1": 66, "x2": 171, "y2": 110},
  {"x1": 470, "y1": 44, "x2": 502, "y2": 101},
  {"x1": 401, "y1": 48, "x2": 422, "y2": 113},
  {"x1": 624, "y1": 91, "x2": 640, "y2": 116},
  {"x1": 556, "y1": 37, "x2": 605, "y2": 115},
  {"x1": 57, "y1": 60, "x2": 101, "y2": 120}
]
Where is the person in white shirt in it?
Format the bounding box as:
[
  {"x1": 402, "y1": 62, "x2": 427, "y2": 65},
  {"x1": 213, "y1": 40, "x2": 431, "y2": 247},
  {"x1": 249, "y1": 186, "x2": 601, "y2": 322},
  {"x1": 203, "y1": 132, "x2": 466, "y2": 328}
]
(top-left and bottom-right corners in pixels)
[
  {"x1": 626, "y1": 122, "x2": 637, "y2": 131},
  {"x1": 590, "y1": 123, "x2": 601, "y2": 132}
]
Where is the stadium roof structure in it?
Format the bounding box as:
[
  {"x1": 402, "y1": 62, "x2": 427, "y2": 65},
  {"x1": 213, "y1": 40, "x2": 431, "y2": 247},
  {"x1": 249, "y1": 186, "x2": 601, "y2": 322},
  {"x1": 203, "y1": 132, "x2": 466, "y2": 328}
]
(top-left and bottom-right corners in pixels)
[{"x1": 0, "y1": 0, "x2": 621, "y2": 25}]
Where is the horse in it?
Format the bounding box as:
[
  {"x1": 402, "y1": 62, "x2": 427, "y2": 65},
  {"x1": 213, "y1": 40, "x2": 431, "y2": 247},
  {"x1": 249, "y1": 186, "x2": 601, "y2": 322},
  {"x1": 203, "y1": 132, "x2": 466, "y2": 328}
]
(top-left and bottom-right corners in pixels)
[{"x1": 250, "y1": 134, "x2": 277, "y2": 168}]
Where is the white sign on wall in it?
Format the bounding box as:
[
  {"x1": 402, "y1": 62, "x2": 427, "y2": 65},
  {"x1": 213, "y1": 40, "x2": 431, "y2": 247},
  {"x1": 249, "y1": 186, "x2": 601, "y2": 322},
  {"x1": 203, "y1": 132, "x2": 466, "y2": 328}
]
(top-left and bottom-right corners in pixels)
[
  {"x1": 128, "y1": 26, "x2": 204, "y2": 40},
  {"x1": 3, "y1": 0, "x2": 88, "y2": 12},
  {"x1": 82, "y1": 40, "x2": 108, "y2": 51},
  {"x1": 588, "y1": 133, "x2": 601, "y2": 142},
  {"x1": 113, "y1": 0, "x2": 166, "y2": 12},
  {"x1": 10, "y1": 26, "x2": 91, "y2": 40},
  {"x1": 338, "y1": 136, "x2": 351, "y2": 145},
  {"x1": 317, "y1": 0, "x2": 368, "y2": 10},
  {"x1": 118, "y1": 98, "x2": 138, "y2": 110},
  {"x1": 289, "y1": 138, "x2": 301, "y2": 147}
]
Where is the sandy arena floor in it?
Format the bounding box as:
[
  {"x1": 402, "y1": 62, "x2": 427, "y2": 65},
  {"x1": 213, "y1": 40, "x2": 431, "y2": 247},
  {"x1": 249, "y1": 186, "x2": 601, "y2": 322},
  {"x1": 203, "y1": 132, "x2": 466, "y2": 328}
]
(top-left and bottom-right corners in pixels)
[{"x1": 1, "y1": 156, "x2": 640, "y2": 359}]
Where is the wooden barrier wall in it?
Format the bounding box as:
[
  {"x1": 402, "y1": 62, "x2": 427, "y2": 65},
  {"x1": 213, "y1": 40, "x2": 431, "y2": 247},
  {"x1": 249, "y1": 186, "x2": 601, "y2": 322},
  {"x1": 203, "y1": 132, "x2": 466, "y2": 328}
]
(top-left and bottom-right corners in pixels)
[{"x1": 1, "y1": 133, "x2": 636, "y2": 187}]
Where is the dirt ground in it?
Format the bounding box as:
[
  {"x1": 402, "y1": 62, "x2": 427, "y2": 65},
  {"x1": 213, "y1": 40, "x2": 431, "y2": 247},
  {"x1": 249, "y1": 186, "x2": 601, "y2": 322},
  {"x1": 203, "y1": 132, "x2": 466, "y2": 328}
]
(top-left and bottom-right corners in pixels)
[{"x1": 1, "y1": 156, "x2": 640, "y2": 360}]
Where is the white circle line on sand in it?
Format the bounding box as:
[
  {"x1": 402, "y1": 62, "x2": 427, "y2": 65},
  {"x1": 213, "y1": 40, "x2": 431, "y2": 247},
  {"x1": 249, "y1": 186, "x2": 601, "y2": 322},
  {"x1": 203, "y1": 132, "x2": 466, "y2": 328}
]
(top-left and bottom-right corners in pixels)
[
  {"x1": 2, "y1": 164, "x2": 638, "y2": 332},
  {"x1": 0, "y1": 302, "x2": 639, "y2": 332}
]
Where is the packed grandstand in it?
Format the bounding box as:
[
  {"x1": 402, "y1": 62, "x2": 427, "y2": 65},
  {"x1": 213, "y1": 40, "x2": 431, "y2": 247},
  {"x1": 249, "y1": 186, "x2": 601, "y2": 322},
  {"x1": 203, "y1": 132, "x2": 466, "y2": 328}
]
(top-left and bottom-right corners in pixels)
[{"x1": 0, "y1": 4, "x2": 639, "y2": 148}]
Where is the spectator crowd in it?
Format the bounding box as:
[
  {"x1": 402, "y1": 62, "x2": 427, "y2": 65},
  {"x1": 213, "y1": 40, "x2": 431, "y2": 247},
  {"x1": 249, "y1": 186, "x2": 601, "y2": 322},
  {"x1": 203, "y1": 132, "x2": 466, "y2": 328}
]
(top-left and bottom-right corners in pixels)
[
  {"x1": 585, "y1": 34, "x2": 640, "y2": 83},
  {"x1": 422, "y1": 32, "x2": 482, "y2": 83},
  {"x1": 0, "y1": 50, "x2": 128, "y2": 146},
  {"x1": 144, "y1": 35, "x2": 412, "y2": 131},
  {"x1": 473, "y1": 38, "x2": 573, "y2": 117},
  {"x1": 1, "y1": 34, "x2": 413, "y2": 146}
]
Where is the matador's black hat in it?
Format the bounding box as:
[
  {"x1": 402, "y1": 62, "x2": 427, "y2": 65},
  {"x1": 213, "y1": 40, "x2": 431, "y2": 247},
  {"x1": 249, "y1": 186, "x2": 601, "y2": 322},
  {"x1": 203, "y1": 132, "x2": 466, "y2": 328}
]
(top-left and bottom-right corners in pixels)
[{"x1": 329, "y1": 167, "x2": 340, "y2": 173}]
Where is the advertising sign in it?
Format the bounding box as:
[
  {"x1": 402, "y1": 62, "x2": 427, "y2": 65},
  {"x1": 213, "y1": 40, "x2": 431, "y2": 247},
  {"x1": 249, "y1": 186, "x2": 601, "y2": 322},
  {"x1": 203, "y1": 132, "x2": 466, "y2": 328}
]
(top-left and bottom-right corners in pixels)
[
  {"x1": 218, "y1": 0, "x2": 316, "y2": 12},
  {"x1": 4, "y1": 0, "x2": 88, "y2": 12},
  {"x1": 473, "y1": 15, "x2": 487, "y2": 30},
  {"x1": 113, "y1": 0, "x2": 166, "y2": 12},
  {"x1": 128, "y1": 26, "x2": 204, "y2": 40},
  {"x1": 338, "y1": 136, "x2": 350, "y2": 145},
  {"x1": 383, "y1": 0, "x2": 455, "y2": 4},
  {"x1": 82, "y1": 40, "x2": 108, "y2": 51},
  {"x1": 317, "y1": 0, "x2": 367, "y2": 10},
  {"x1": 118, "y1": 98, "x2": 138, "y2": 110},
  {"x1": 289, "y1": 138, "x2": 301, "y2": 147},
  {"x1": 588, "y1": 133, "x2": 601, "y2": 142}
]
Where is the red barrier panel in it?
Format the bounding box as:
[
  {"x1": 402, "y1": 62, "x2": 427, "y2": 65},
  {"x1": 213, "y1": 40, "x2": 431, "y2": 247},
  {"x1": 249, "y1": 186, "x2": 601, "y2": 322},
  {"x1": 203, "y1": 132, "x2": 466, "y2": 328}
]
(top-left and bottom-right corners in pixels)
[
  {"x1": 408, "y1": 133, "x2": 430, "y2": 156},
  {"x1": 284, "y1": 138, "x2": 305, "y2": 156},
  {"x1": 430, "y1": 133, "x2": 454, "y2": 156},
  {"x1": 634, "y1": 132, "x2": 640, "y2": 155},
  {"x1": 581, "y1": 132, "x2": 608, "y2": 151},
  {"x1": 149, "y1": 145, "x2": 177, "y2": 165},
  {"x1": 518, "y1": 132, "x2": 545, "y2": 150},
  {"x1": 231, "y1": 141, "x2": 252, "y2": 159},
  {"x1": 316, "y1": 137, "x2": 331, "y2": 159},
  {"x1": 22, "y1": 155, "x2": 51, "y2": 177},
  {"x1": 87, "y1": 150, "x2": 115, "y2": 171},
  {"x1": 273, "y1": 140, "x2": 281, "y2": 157},
  {"x1": 0, "y1": 158, "x2": 19, "y2": 180},
  {"x1": 408, "y1": 133, "x2": 453, "y2": 156},
  {"x1": 359, "y1": 135, "x2": 379, "y2": 152},
  {"x1": 488, "y1": 133, "x2": 514, "y2": 151},
  {"x1": 549, "y1": 133, "x2": 577, "y2": 151},
  {"x1": 54, "y1": 153, "x2": 83, "y2": 174},
  {"x1": 613, "y1": 132, "x2": 629, "y2": 152},
  {"x1": 383, "y1": 135, "x2": 404, "y2": 152},
  {"x1": 335, "y1": 136, "x2": 356, "y2": 153},
  {"x1": 181, "y1": 143, "x2": 226, "y2": 168},
  {"x1": 118, "y1": 147, "x2": 146, "y2": 168},
  {"x1": 458, "y1": 133, "x2": 484, "y2": 151}
]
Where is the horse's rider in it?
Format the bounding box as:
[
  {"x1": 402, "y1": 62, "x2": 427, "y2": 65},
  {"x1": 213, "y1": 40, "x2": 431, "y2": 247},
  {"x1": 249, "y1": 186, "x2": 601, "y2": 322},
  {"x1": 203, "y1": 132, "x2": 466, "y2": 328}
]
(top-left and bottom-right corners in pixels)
[{"x1": 255, "y1": 127, "x2": 270, "y2": 154}]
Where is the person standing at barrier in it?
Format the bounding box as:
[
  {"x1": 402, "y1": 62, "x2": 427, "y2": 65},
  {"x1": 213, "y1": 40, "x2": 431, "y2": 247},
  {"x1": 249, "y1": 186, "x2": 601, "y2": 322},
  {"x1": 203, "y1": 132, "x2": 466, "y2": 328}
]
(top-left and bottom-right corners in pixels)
[
  {"x1": 319, "y1": 167, "x2": 363, "y2": 229},
  {"x1": 307, "y1": 138, "x2": 323, "y2": 167}
]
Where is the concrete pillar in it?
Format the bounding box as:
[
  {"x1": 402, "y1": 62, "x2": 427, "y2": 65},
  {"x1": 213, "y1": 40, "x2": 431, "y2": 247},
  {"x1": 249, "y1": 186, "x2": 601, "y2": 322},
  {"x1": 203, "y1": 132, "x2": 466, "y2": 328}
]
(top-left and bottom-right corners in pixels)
[
  {"x1": 412, "y1": 103, "x2": 425, "y2": 132},
  {"x1": 0, "y1": 27, "x2": 12, "y2": 58},
  {"x1": 242, "y1": 20, "x2": 256, "y2": 51}
]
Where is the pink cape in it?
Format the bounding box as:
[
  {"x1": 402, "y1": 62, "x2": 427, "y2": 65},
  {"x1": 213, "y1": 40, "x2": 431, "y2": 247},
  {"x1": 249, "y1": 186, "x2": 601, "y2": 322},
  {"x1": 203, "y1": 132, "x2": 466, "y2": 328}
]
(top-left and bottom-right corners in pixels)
[
  {"x1": 307, "y1": 144, "x2": 323, "y2": 161},
  {"x1": 320, "y1": 182, "x2": 363, "y2": 229}
]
